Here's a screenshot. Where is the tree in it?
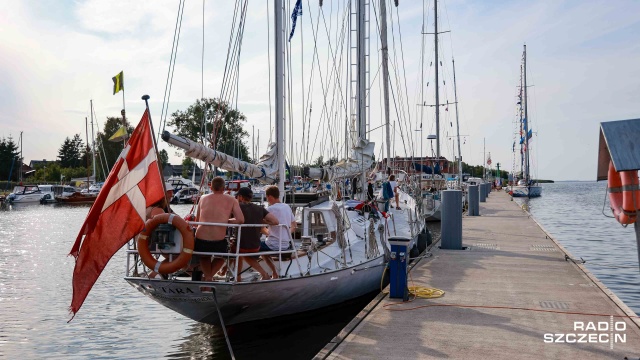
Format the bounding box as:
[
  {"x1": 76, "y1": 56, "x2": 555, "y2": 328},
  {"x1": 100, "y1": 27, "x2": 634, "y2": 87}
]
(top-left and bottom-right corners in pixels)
[
  {"x1": 168, "y1": 98, "x2": 251, "y2": 162},
  {"x1": 182, "y1": 157, "x2": 195, "y2": 178},
  {"x1": 95, "y1": 117, "x2": 133, "y2": 180},
  {"x1": 158, "y1": 149, "x2": 169, "y2": 169},
  {"x1": 0, "y1": 136, "x2": 20, "y2": 181},
  {"x1": 58, "y1": 134, "x2": 84, "y2": 168},
  {"x1": 311, "y1": 155, "x2": 324, "y2": 167}
]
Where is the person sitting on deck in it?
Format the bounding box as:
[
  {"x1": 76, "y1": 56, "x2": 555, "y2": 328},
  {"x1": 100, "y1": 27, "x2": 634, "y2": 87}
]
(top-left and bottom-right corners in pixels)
[
  {"x1": 195, "y1": 177, "x2": 244, "y2": 282},
  {"x1": 259, "y1": 186, "x2": 296, "y2": 277},
  {"x1": 233, "y1": 187, "x2": 279, "y2": 281}
]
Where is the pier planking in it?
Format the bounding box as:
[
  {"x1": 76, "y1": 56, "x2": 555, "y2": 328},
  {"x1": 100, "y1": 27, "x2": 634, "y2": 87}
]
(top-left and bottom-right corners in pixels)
[{"x1": 316, "y1": 191, "x2": 640, "y2": 359}]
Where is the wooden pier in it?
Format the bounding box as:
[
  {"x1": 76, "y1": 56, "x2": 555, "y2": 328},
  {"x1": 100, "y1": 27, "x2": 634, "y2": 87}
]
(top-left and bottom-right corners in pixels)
[{"x1": 316, "y1": 190, "x2": 640, "y2": 359}]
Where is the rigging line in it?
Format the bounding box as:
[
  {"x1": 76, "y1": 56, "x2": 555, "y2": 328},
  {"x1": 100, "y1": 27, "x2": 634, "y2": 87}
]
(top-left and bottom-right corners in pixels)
[
  {"x1": 387, "y1": 66, "x2": 409, "y2": 157},
  {"x1": 306, "y1": 2, "x2": 348, "y2": 161},
  {"x1": 267, "y1": 0, "x2": 272, "y2": 144},
  {"x1": 201, "y1": 0, "x2": 205, "y2": 100},
  {"x1": 159, "y1": 0, "x2": 185, "y2": 138},
  {"x1": 318, "y1": 2, "x2": 350, "y2": 132},
  {"x1": 214, "y1": 1, "x2": 247, "y2": 150},
  {"x1": 91, "y1": 106, "x2": 110, "y2": 178},
  {"x1": 387, "y1": 3, "x2": 413, "y2": 155},
  {"x1": 302, "y1": 4, "x2": 322, "y2": 165},
  {"x1": 159, "y1": 0, "x2": 186, "y2": 144},
  {"x1": 393, "y1": 2, "x2": 413, "y2": 131}
]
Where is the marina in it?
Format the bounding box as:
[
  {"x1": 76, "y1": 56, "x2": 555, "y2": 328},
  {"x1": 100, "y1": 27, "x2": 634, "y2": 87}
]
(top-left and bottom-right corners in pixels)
[{"x1": 1, "y1": 0, "x2": 640, "y2": 359}]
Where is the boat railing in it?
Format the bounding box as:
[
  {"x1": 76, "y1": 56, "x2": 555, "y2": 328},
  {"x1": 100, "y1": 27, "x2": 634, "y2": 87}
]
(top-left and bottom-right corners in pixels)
[{"x1": 126, "y1": 222, "x2": 304, "y2": 282}]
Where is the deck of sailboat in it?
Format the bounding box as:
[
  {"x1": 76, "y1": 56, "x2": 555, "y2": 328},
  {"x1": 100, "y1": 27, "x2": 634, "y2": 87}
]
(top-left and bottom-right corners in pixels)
[{"x1": 317, "y1": 190, "x2": 640, "y2": 359}]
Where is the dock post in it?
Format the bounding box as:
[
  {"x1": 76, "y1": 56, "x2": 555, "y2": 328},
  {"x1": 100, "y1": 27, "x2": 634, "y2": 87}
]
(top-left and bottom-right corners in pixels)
[
  {"x1": 479, "y1": 183, "x2": 487, "y2": 203},
  {"x1": 441, "y1": 189, "x2": 463, "y2": 249},
  {"x1": 468, "y1": 185, "x2": 479, "y2": 216},
  {"x1": 486, "y1": 183, "x2": 490, "y2": 196}
]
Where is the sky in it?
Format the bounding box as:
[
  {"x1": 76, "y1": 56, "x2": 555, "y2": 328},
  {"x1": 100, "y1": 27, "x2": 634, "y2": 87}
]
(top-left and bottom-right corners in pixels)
[{"x1": 1, "y1": 0, "x2": 639, "y2": 181}]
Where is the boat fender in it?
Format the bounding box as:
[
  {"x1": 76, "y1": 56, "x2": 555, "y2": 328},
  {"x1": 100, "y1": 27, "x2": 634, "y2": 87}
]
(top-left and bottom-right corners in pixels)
[
  {"x1": 608, "y1": 160, "x2": 640, "y2": 225},
  {"x1": 137, "y1": 213, "x2": 195, "y2": 274}
]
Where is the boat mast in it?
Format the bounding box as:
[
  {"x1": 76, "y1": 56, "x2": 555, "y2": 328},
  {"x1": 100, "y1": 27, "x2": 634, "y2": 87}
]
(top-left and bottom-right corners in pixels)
[
  {"x1": 523, "y1": 44, "x2": 530, "y2": 184},
  {"x1": 85, "y1": 117, "x2": 91, "y2": 189},
  {"x1": 434, "y1": 0, "x2": 440, "y2": 159},
  {"x1": 90, "y1": 100, "x2": 96, "y2": 181},
  {"x1": 275, "y1": 0, "x2": 285, "y2": 198},
  {"x1": 380, "y1": 0, "x2": 391, "y2": 174},
  {"x1": 452, "y1": 58, "x2": 462, "y2": 187}
]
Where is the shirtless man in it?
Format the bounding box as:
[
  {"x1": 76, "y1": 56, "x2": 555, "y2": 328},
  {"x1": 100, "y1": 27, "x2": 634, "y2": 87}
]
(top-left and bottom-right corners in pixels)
[{"x1": 195, "y1": 177, "x2": 244, "y2": 281}]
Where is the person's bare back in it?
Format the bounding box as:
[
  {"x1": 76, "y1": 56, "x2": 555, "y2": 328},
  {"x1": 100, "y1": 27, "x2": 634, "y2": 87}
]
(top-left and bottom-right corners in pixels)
[{"x1": 196, "y1": 192, "x2": 244, "y2": 240}]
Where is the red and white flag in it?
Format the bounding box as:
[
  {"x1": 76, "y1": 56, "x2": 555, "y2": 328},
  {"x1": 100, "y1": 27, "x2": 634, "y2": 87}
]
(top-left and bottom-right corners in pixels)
[{"x1": 69, "y1": 109, "x2": 164, "y2": 318}]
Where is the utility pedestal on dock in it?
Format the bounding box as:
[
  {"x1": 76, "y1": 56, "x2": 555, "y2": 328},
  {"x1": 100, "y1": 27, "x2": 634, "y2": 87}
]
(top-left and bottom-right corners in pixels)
[
  {"x1": 388, "y1": 237, "x2": 410, "y2": 300},
  {"x1": 441, "y1": 189, "x2": 462, "y2": 249},
  {"x1": 468, "y1": 185, "x2": 479, "y2": 216}
]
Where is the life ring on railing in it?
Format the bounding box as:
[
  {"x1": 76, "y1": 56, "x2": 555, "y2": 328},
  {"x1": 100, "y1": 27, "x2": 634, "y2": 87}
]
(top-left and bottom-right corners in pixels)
[
  {"x1": 608, "y1": 160, "x2": 640, "y2": 225},
  {"x1": 137, "y1": 213, "x2": 195, "y2": 274}
]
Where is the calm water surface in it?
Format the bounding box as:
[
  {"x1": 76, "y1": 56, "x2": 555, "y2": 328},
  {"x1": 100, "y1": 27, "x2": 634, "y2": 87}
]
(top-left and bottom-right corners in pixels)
[
  {"x1": 0, "y1": 203, "x2": 374, "y2": 359},
  {"x1": 1, "y1": 182, "x2": 639, "y2": 358}
]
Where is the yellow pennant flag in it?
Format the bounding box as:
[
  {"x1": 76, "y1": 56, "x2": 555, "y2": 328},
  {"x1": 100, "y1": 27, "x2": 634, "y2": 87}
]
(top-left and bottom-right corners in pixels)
[
  {"x1": 108, "y1": 126, "x2": 128, "y2": 142},
  {"x1": 112, "y1": 71, "x2": 124, "y2": 95}
]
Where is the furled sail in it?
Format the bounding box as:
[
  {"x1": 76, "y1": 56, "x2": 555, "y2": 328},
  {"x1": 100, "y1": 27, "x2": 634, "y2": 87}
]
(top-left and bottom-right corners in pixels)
[
  {"x1": 161, "y1": 131, "x2": 279, "y2": 184},
  {"x1": 305, "y1": 139, "x2": 375, "y2": 181}
]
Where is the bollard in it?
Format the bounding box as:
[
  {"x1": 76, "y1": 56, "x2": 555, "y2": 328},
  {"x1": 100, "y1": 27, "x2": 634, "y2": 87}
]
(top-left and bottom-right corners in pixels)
[
  {"x1": 468, "y1": 185, "x2": 479, "y2": 216},
  {"x1": 441, "y1": 189, "x2": 463, "y2": 250},
  {"x1": 388, "y1": 237, "x2": 411, "y2": 300},
  {"x1": 485, "y1": 183, "x2": 490, "y2": 197},
  {"x1": 479, "y1": 183, "x2": 487, "y2": 202}
]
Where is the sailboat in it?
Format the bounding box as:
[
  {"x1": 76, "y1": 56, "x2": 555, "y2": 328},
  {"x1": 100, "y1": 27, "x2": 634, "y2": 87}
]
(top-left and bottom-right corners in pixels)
[
  {"x1": 120, "y1": 1, "x2": 425, "y2": 326},
  {"x1": 508, "y1": 45, "x2": 542, "y2": 198},
  {"x1": 56, "y1": 101, "x2": 99, "y2": 204}
]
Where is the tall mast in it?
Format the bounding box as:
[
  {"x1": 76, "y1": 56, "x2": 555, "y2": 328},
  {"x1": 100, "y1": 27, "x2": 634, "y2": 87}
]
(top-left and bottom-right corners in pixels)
[
  {"x1": 274, "y1": 0, "x2": 285, "y2": 197},
  {"x1": 452, "y1": 58, "x2": 462, "y2": 187},
  {"x1": 90, "y1": 100, "x2": 96, "y2": 180},
  {"x1": 380, "y1": 0, "x2": 391, "y2": 172},
  {"x1": 85, "y1": 117, "x2": 90, "y2": 189},
  {"x1": 19, "y1": 131, "x2": 23, "y2": 182},
  {"x1": 434, "y1": 0, "x2": 440, "y2": 159},
  {"x1": 523, "y1": 44, "x2": 530, "y2": 183},
  {"x1": 357, "y1": 0, "x2": 367, "y2": 140}
]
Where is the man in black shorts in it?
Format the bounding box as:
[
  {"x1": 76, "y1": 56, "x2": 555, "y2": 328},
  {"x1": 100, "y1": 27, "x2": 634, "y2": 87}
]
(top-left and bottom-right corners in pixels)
[{"x1": 234, "y1": 187, "x2": 279, "y2": 281}]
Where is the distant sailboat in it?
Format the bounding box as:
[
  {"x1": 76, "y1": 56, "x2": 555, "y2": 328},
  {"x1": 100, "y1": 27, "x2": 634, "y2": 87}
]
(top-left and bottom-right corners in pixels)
[{"x1": 509, "y1": 45, "x2": 541, "y2": 198}]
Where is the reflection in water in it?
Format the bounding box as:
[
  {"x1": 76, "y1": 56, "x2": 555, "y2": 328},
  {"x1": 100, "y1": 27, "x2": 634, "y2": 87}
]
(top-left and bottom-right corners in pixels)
[{"x1": 170, "y1": 292, "x2": 378, "y2": 360}]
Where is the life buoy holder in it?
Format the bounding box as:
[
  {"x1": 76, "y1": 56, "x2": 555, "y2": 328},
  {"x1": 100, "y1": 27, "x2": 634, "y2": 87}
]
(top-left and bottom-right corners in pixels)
[
  {"x1": 608, "y1": 160, "x2": 640, "y2": 225},
  {"x1": 137, "y1": 213, "x2": 195, "y2": 275}
]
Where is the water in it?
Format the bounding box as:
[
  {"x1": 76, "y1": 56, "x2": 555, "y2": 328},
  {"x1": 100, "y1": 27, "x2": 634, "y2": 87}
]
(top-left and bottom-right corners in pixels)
[
  {"x1": 512, "y1": 181, "x2": 640, "y2": 314},
  {"x1": 0, "y1": 203, "x2": 375, "y2": 359},
  {"x1": 1, "y1": 183, "x2": 639, "y2": 358}
]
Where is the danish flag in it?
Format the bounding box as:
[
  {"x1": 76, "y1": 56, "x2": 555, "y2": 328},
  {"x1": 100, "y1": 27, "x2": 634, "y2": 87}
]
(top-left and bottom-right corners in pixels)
[{"x1": 69, "y1": 109, "x2": 164, "y2": 318}]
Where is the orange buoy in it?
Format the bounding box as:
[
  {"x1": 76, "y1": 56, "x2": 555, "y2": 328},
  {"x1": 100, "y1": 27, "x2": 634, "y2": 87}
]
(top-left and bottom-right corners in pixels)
[
  {"x1": 137, "y1": 213, "x2": 194, "y2": 274},
  {"x1": 608, "y1": 160, "x2": 640, "y2": 225}
]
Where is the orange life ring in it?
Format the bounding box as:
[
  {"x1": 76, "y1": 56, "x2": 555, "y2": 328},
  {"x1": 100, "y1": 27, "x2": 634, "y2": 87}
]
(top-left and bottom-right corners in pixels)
[
  {"x1": 137, "y1": 213, "x2": 195, "y2": 274},
  {"x1": 608, "y1": 160, "x2": 640, "y2": 225}
]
